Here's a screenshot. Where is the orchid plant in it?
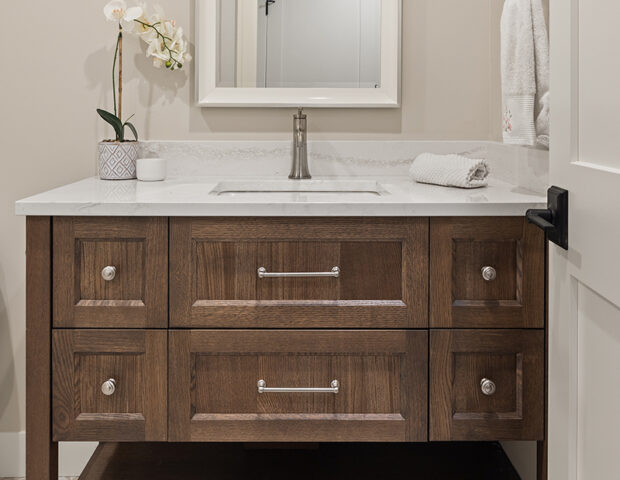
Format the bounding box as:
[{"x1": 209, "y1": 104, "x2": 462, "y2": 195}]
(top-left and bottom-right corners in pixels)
[{"x1": 98, "y1": 1, "x2": 191, "y2": 142}]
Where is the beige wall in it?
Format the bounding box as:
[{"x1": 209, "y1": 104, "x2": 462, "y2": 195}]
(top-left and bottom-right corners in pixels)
[{"x1": 0, "y1": 0, "x2": 507, "y2": 433}]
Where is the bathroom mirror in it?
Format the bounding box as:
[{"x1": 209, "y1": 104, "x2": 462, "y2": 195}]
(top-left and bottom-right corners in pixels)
[{"x1": 196, "y1": 0, "x2": 401, "y2": 107}]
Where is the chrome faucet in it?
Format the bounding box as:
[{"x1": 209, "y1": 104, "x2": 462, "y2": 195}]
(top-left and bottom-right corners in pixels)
[{"x1": 289, "y1": 108, "x2": 311, "y2": 179}]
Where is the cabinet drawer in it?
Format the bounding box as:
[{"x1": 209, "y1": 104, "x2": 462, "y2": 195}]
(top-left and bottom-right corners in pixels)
[
  {"x1": 169, "y1": 330, "x2": 428, "y2": 442},
  {"x1": 430, "y1": 330, "x2": 544, "y2": 441},
  {"x1": 52, "y1": 330, "x2": 167, "y2": 442},
  {"x1": 430, "y1": 217, "x2": 545, "y2": 328},
  {"x1": 170, "y1": 218, "x2": 428, "y2": 328},
  {"x1": 53, "y1": 217, "x2": 168, "y2": 328}
]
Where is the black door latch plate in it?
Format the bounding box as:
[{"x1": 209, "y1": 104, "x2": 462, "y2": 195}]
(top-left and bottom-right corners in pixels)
[{"x1": 526, "y1": 186, "x2": 569, "y2": 250}]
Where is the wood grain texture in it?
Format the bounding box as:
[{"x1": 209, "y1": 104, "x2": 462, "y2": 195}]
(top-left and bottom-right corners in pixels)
[
  {"x1": 26, "y1": 217, "x2": 58, "y2": 479},
  {"x1": 52, "y1": 330, "x2": 167, "y2": 442},
  {"x1": 430, "y1": 329, "x2": 544, "y2": 441},
  {"x1": 77, "y1": 442, "x2": 520, "y2": 480},
  {"x1": 169, "y1": 330, "x2": 427, "y2": 442},
  {"x1": 170, "y1": 218, "x2": 428, "y2": 328},
  {"x1": 53, "y1": 217, "x2": 168, "y2": 328},
  {"x1": 430, "y1": 217, "x2": 545, "y2": 328}
]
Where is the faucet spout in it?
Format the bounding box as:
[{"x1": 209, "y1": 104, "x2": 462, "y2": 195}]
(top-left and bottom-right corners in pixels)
[{"x1": 289, "y1": 108, "x2": 311, "y2": 179}]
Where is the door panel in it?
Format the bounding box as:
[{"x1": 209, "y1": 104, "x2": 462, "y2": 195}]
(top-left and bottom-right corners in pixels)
[
  {"x1": 168, "y1": 330, "x2": 427, "y2": 442},
  {"x1": 576, "y1": 284, "x2": 620, "y2": 479}
]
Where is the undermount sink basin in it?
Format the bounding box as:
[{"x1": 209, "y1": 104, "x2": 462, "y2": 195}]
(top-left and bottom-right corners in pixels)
[{"x1": 210, "y1": 180, "x2": 388, "y2": 197}]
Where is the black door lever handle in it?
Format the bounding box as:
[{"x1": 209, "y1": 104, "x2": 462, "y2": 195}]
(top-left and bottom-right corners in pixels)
[
  {"x1": 526, "y1": 209, "x2": 555, "y2": 232},
  {"x1": 526, "y1": 186, "x2": 569, "y2": 250}
]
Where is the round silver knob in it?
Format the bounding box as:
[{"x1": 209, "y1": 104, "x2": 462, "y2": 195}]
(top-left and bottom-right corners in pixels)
[
  {"x1": 101, "y1": 378, "x2": 116, "y2": 396},
  {"x1": 101, "y1": 266, "x2": 117, "y2": 282},
  {"x1": 480, "y1": 378, "x2": 496, "y2": 396},
  {"x1": 481, "y1": 266, "x2": 497, "y2": 282}
]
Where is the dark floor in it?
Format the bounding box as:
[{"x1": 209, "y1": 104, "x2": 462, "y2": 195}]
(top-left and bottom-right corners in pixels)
[{"x1": 77, "y1": 442, "x2": 521, "y2": 480}]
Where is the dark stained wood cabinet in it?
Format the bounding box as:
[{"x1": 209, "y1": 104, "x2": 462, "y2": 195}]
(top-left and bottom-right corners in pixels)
[
  {"x1": 168, "y1": 330, "x2": 427, "y2": 442},
  {"x1": 170, "y1": 218, "x2": 428, "y2": 328},
  {"x1": 53, "y1": 217, "x2": 168, "y2": 328},
  {"x1": 27, "y1": 215, "x2": 547, "y2": 479},
  {"x1": 430, "y1": 329, "x2": 544, "y2": 441},
  {"x1": 52, "y1": 330, "x2": 167, "y2": 442},
  {"x1": 430, "y1": 217, "x2": 545, "y2": 329}
]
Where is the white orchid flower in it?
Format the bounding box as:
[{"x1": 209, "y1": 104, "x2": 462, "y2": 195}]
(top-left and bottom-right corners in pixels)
[{"x1": 104, "y1": 0, "x2": 143, "y2": 31}]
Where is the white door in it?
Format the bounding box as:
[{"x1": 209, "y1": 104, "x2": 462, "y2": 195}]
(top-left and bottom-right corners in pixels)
[
  {"x1": 548, "y1": 0, "x2": 620, "y2": 479},
  {"x1": 257, "y1": 0, "x2": 381, "y2": 88}
]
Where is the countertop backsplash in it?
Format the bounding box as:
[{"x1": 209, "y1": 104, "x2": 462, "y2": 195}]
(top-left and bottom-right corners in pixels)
[{"x1": 139, "y1": 140, "x2": 549, "y2": 195}]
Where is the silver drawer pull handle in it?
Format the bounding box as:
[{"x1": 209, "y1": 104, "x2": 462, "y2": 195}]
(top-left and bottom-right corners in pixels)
[
  {"x1": 101, "y1": 266, "x2": 117, "y2": 282},
  {"x1": 480, "y1": 378, "x2": 496, "y2": 396},
  {"x1": 101, "y1": 378, "x2": 117, "y2": 396},
  {"x1": 481, "y1": 266, "x2": 497, "y2": 282},
  {"x1": 257, "y1": 379, "x2": 340, "y2": 394},
  {"x1": 257, "y1": 266, "x2": 340, "y2": 279}
]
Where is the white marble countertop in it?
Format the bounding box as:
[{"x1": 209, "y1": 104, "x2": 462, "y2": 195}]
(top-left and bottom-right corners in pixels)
[{"x1": 15, "y1": 176, "x2": 547, "y2": 217}]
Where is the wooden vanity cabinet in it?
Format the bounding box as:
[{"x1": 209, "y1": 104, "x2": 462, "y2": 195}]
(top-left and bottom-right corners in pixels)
[{"x1": 27, "y1": 215, "x2": 547, "y2": 479}]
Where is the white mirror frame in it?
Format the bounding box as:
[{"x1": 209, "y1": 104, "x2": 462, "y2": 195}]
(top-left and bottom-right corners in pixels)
[{"x1": 196, "y1": 0, "x2": 402, "y2": 108}]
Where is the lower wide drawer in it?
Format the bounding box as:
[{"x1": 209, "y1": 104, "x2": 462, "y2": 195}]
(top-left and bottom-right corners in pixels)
[{"x1": 168, "y1": 330, "x2": 428, "y2": 442}]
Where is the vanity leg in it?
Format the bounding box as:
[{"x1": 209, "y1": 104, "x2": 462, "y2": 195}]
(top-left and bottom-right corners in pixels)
[
  {"x1": 537, "y1": 439, "x2": 547, "y2": 480},
  {"x1": 26, "y1": 217, "x2": 58, "y2": 479}
]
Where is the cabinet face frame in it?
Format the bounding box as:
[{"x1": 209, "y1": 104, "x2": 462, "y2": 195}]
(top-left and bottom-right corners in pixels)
[
  {"x1": 430, "y1": 329, "x2": 545, "y2": 441},
  {"x1": 168, "y1": 330, "x2": 428, "y2": 442},
  {"x1": 52, "y1": 330, "x2": 167, "y2": 442},
  {"x1": 53, "y1": 217, "x2": 168, "y2": 328},
  {"x1": 170, "y1": 218, "x2": 428, "y2": 328},
  {"x1": 430, "y1": 217, "x2": 545, "y2": 329}
]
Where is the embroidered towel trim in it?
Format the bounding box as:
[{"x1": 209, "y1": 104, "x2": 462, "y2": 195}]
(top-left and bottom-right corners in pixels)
[
  {"x1": 409, "y1": 153, "x2": 490, "y2": 189},
  {"x1": 501, "y1": 0, "x2": 550, "y2": 148}
]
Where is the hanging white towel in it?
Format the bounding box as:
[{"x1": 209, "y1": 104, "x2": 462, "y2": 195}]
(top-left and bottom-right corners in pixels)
[
  {"x1": 501, "y1": 0, "x2": 550, "y2": 148},
  {"x1": 409, "y1": 153, "x2": 490, "y2": 189}
]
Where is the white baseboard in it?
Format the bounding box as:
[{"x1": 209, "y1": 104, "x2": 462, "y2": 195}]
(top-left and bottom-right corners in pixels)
[
  {"x1": 501, "y1": 441, "x2": 537, "y2": 480},
  {"x1": 0, "y1": 432, "x2": 97, "y2": 477},
  {"x1": 0, "y1": 432, "x2": 25, "y2": 477}
]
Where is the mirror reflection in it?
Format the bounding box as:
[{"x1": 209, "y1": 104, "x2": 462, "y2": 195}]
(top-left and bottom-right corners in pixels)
[{"x1": 217, "y1": 0, "x2": 382, "y2": 88}]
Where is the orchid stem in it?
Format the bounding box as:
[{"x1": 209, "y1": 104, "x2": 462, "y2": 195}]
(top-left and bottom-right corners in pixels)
[
  {"x1": 118, "y1": 26, "x2": 123, "y2": 126},
  {"x1": 112, "y1": 31, "x2": 121, "y2": 119},
  {"x1": 134, "y1": 19, "x2": 181, "y2": 67}
]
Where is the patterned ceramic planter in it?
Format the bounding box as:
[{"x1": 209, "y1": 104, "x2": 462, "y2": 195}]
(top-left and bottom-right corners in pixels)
[{"x1": 98, "y1": 141, "x2": 139, "y2": 180}]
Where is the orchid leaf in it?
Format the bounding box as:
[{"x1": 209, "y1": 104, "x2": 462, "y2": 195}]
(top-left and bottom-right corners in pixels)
[
  {"x1": 97, "y1": 109, "x2": 124, "y2": 141},
  {"x1": 124, "y1": 122, "x2": 138, "y2": 141}
]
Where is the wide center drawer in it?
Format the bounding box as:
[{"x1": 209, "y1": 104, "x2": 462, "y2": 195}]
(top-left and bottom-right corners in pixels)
[
  {"x1": 168, "y1": 330, "x2": 428, "y2": 442},
  {"x1": 170, "y1": 218, "x2": 428, "y2": 328}
]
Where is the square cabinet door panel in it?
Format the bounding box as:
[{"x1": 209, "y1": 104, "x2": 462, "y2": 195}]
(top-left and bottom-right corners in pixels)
[
  {"x1": 53, "y1": 217, "x2": 168, "y2": 328},
  {"x1": 430, "y1": 329, "x2": 544, "y2": 441},
  {"x1": 52, "y1": 330, "x2": 167, "y2": 442},
  {"x1": 430, "y1": 217, "x2": 545, "y2": 328}
]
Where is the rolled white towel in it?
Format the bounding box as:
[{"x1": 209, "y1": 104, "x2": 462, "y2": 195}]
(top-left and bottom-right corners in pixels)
[{"x1": 409, "y1": 153, "x2": 490, "y2": 189}]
